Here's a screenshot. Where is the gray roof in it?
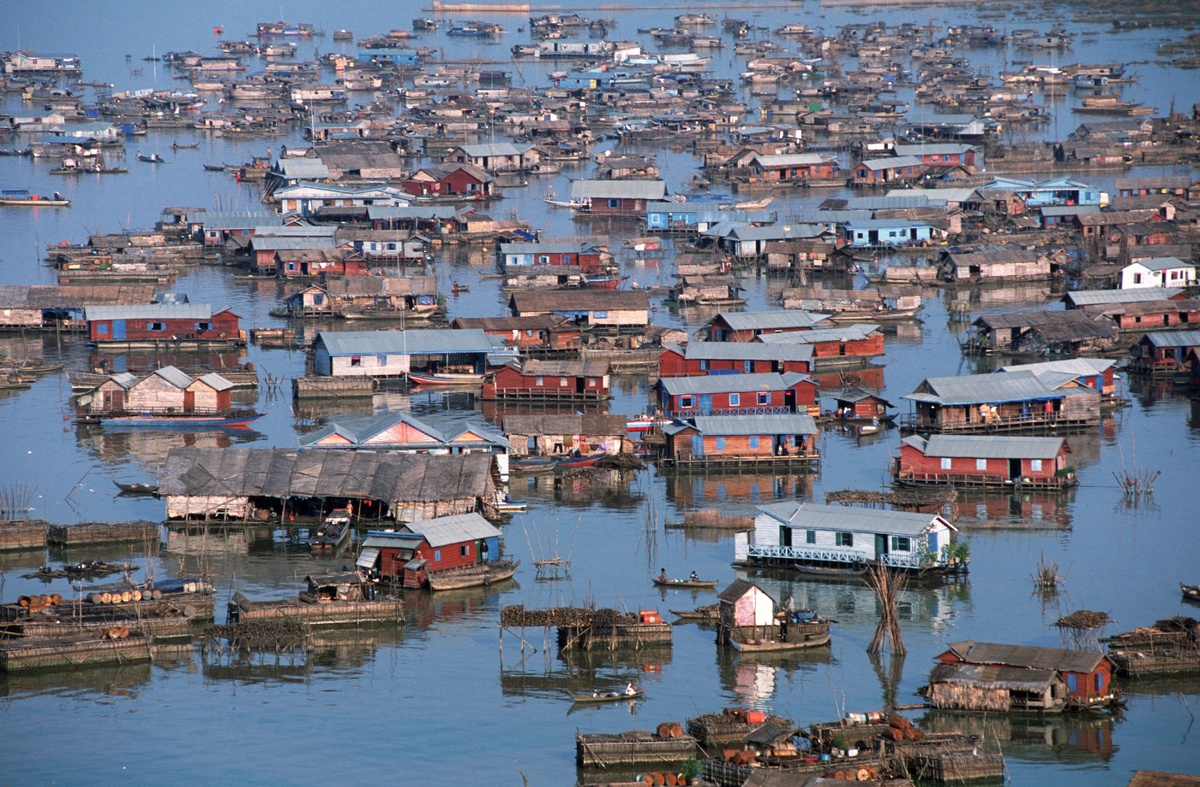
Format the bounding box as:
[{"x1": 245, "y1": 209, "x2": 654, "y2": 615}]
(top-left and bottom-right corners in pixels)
[
  {"x1": 314, "y1": 328, "x2": 494, "y2": 357},
  {"x1": 714, "y1": 310, "x2": 830, "y2": 332},
  {"x1": 945, "y1": 640, "x2": 1108, "y2": 674},
  {"x1": 844, "y1": 219, "x2": 932, "y2": 230},
  {"x1": 756, "y1": 323, "x2": 880, "y2": 344},
  {"x1": 85, "y1": 303, "x2": 220, "y2": 321},
  {"x1": 892, "y1": 143, "x2": 975, "y2": 157},
  {"x1": 367, "y1": 205, "x2": 461, "y2": 220},
  {"x1": 905, "y1": 371, "x2": 1061, "y2": 405},
  {"x1": 929, "y1": 662, "x2": 1058, "y2": 692},
  {"x1": 403, "y1": 512, "x2": 500, "y2": 547},
  {"x1": 147, "y1": 365, "x2": 195, "y2": 390},
  {"x1": 276, "y1": 159, "x2": 331, "y2": 179},
  {"x1": 756, "y1": 501, "x2": 953, "y2": 536},
  {"x1": 687, "y1": 413, "x2": 818, "y2": 436},
  {"x1": 680, "y1": 341, "x2": 814, "y2": 363},
  {"x1": 902, "y1": 434, "x2": 1065, "y2": 459},
  {"x1": 502, "y1": 413, "x2": 627, "y2": 436},
  {"x1": 1139, "y1": 329, "x2": 1200, "y2": 347},
  {"x1": 997, "y1": 358, "x2": 1116, "y2": 378},
  {"x1": 753, "y1": 153, "x2": 837, "y2": 167},
  {"x1": 1128, "y1": 256, "x2": 1193, "y2": 271},
  {"x1": 198, "y1": 211, "x2": 282, "y2": 230},
  {"x1": 499, "y1": 242, "x2": 593, "y2": 255},
  {"x1": 250, "y1": 236, "x2": 338, "y2": 251},
  {"x1": 570, "y1": 179, "x2": 667, "y2": 200},
  {"x1": 455, "y1": 142, "x2": 533, "y2": 157},
  {"x1": 1065, "y1": 288, "x2": 1183, "y2": 307},
  {"x1": 662, "y1": 371, "x2": 811, "y2": 395},
  {"x1": 856, "y1": 155, "x2": 923, "y2": 170}
]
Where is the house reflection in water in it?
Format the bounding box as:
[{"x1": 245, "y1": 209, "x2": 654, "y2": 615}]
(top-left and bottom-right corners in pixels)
[
  {"x1": 665, "y1": 471, "x2": 814, "y2": 506},
  {"x1": 919, "y1": 711, "x2": 1117, "y2": 764}
]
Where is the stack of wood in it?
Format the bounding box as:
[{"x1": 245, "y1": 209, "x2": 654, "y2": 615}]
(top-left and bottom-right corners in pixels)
[
  {"x1": 657, "y1": 722, "x2": 686, "y2": 739},
  {"x1": 722, "y1": 749, "x2": 757, "y2": 765},
  {"x1": 17, "y1": 594, "x2": 62, "y2": 613},
  {"x1": 881, "y1": 715, "x2": 925, "y2": 742},
  {"x1": 101, "y1": 625, "x2": 130, "y2": 640}
]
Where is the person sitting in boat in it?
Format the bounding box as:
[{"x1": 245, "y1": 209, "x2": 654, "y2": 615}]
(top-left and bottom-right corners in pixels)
[
  {"x1": 689, "y1": 570, "x2": 699, "y2": 582},
  {"x1": 659, "y1": 568, "x2": 668, "y2": 582},
  {"x1": 624, "y1": 682, "x2": 638, "y2": 696}
]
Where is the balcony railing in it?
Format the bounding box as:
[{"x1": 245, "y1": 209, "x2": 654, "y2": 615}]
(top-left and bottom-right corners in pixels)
[{"x1": 747, "y1": 544, "x2": 928, "y2": 569}]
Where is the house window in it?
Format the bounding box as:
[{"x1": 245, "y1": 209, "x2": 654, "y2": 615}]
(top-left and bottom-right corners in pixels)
[
  {"x1": 594, "y1": 311, "x2": 607, "y2": 319},
  {"x1": 748, "y1": 436, "x2": 759, "y2": 449},
  {"x1": 836, "y1": 532, "x2": 854, "y2": 547},
  {"x1": 729, "y1": 393, "x2": 740, "y2": 407},
  {"x1": 314, "y1": 294, "x2": 324, "y2": 305},
  {"x1": 537, "y1": 255, "x2": 550, "y2": 264},
  {"x1": 559, "y1": 378, "x2": 568, "y2": 386},
  {"x1": 806, "y1": 530, "x2": 816, "y2": 544},
  {"x1": 1133, "y1": 273, "x2": 1142, "y2": 284},
  {"x1": 587, "y1": 378, "x2": 596, "y2": 387},
  {"x1": 699, "y1": 360, "x2": 709, "y2": 371},
  {"x1": 940, "y1": 457, "x2": 952, "y2": 470},
  {"x1": 679, "y1": 395, "x2": 695, "y2": 408},
  {"x1": 434, "y1": 549, "x2": 441, "y2": 563},
  {"x1": 535, "y1": 376, "x2": 544, "y2": 385},
  {"x1": 891, "y1": 536, "x2": 911, "y2": 552},
  {"x1": 196, "y1": 321, "x2": 212, "y2": 332},
  {"x1": 715, "y1": 437, "x2": 726, "y2": 450},
  {"x1": 147, "y1": 322, "x2": 166, "y2": 331},
  {"x1": 563, "y1": 255, "x2": 573, "y2": 264},
  {"x1": 607, "y1": 198, "x2": 620, "y2": 208},
  {"x1": 460, "y1": 544, "x2": 470, "y2": 557},
  {"x1": 350, "y1": 356, "x2": 362, "y2": 367},
  {"x1": 97, "y1": 324, "x2": 109, "y2": 335},
  {"x1": 1066, "y1": 673, "x2": 1078, "y2": 692},
  {"x1": 757, "y1": 392, "x2": 770, "y2": 405},
  {"x1": 976, "y1": 458, "x2": 988, "y2": 471},
  {"x1": 378, "y1": 355, "x2": 388, "y2": 366},
  {"x1": 1030, "y1": 459, "x2": 1043, "y2": 472},
  {"x1": 1094, "y1": 672, "x2": 1104, "y2": 692}
]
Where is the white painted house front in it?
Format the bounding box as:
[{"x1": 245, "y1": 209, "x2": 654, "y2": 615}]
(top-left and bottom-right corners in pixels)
[
  {"x1": 736, "y1": 501, "x2": 957, "y2": 570},
  {"x1": 1120, "y1": 257, "x2": 1198, "y2": 290}
]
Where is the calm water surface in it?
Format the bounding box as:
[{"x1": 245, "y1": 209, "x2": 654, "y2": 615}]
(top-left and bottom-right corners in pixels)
[{"x1": 1, "y1": 2, "x2": 1198, "y2": 785}]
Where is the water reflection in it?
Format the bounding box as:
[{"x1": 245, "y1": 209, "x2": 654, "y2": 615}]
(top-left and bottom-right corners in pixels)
[
  {"x1": 0, "y1": 648, "x2": 192, "y2": 700},
  {"x1": 75, "y1": 422, "x2": 261, "y2": 466},
  {"x1": 716, "y1": 644, "x2": 834, "y2": 706},
  {"x1": 500, "y1": 648, "x2": 671, "y2": 703},
  {"x1": 200, "y1": 627, "x2": 406, "y2": 684},
  {"x1": 663, "y1": 469, "x2": 815, "y2": 506},
  {"x1": 951, "y1": 488, "x2": 1076, "y2": 531},
  {"x1": 918, "y1": 710, "x2": 1119, "y2": 765}
]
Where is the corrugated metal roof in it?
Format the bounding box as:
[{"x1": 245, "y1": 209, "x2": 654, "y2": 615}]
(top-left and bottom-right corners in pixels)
[
  {"x1": 277, "y1": 159, "x2": 331, "y2": 178},
  {"x1": 929, "y1": 662, "x2": 1058, "y2": 692},
  {"x1": 367, "y1": 205, "x2": 460, "y2": 220},
  {"x1": 857, "y1": 155, "x2": 923, "y2": 170},
  {"x1": 570, "y1": 179, "x2": 667, "y2": 200},
  {"x1": 355, "y1": 546, "x2": 381, "y2": 568},
  {"x1": 753, "y1": 153, "x2": 836, "y2": 167},
  {"x1": 499, "y1": 242, "x2": 591, "y2": 255},
  {"x1": 314, "y1": 328, "x2": 494, "y2": 357},
  {"x1": 1141, "y1": 330, "x2": 1200, "y2": 347},
  {"x1": 456, "y1": 142, "x2": 532, "y2": 157},
  {"x1": 947, "y1": 640, "x2": 1107, "y2": 673},
  {"x1": 662, "y1": 372, "x2": 809, "y2": 395},
  {"x1": 682, "y1": 341, "x2": 814, "y2": 362},
  {"x1": 85, "y1": 303, "x2": 216, "y2": 321},
  {"x1": 905, "y1": 371, "x2": 1060, "y2": 405},
  {"x1": 404, "y1": 512, "x2": 500, "y2": 547},
  {"x1": 689, "y1": 413, "x2": 818, "y2": 435},
  {"x1": 714, "y1": 310, "x2": 830, "y2": 332},
  {"x1": 997, "y1": 358, "x2": 1116, "y2": 378},
  {"x1": 757, "y1": 324, "x2": 880, "y2": 344},
  {"x1": 917, "y1": 434, "x2": 1065, "y2": 459},
  {"x1": 147, "y1": 365, "x2": 193, "y2": 390},
  {"x1": 756, "y1": 501, "x2": 951, "y2": 536},
  {"x1": 502, "y1": 413, "x2": 627, "y2": 436},
  {"x1": 1066, "y1": 288, "x2": 1183, "y2": 307},
  {"x1": 199, "y1": 211, "x2": 282, "y2": 230},
  {"x1": 1129, "y1": 256, "x2": 1192, "y2": 271}
]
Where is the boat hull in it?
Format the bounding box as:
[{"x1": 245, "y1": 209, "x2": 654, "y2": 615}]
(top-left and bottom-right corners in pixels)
[
  {"x1": 407, "y1": 372, "x2": 485, "y2": 386},
  {"x1": 426, "y1": 560, "x2": 518, "y2": 591},
  {"x1": 653, "y1": 578, "x2": 718, "y2": 589}
]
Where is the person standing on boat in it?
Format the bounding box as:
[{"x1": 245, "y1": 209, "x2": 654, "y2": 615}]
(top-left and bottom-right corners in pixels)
[{"x1": 690, "y1": 570, "x2": 699, "y2": 582}]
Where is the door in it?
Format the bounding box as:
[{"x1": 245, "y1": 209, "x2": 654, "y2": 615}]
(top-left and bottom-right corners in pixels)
[
  {"x1": 113, "y1": 320, "x2": 126, "y2": 341},
  {"x1": 875, "y1": 534, "x2": 888, "y2": 561},
  {"x1": 780, "y1": 527, "x2": 792, "y2": 548},
  {"x1": 183, "y1": 390, "x2": 195, "y2": 413},
  {"x1": 691, "y1": 435, "x2": 704, "y2": 458},
  {"x1": 699, "y1": 394, "x2": 713, "y2": 414},
  {"x1": 1009, "y1": 458, "x2": 1021, "y2": 480}
]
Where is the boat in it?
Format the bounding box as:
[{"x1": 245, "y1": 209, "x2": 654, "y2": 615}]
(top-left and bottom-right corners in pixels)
[
  {"x1": 113, "y1": 481, "x2": 160, "y2": 496},
  {"x1": 407, "y1": 371, "x2": 485, "y2": 386},
  {"x1": 586, "y1": 275, "x2": 626, "y2": 290},
  {"x1": 0, "y1": 189, "x2": 70, "y2": 207},
  {"x1": 626, "y1": 414, "x2": 671, "y2": 434},
  {"x1": 451, "y1": 282, "x2": 470, "y2": 294},
  {"x1": 670, "y1": 604, "x2": 719, "y2": 622},
  {"x1": 569, "y1": 688, "x2": 644, "y2": 703},
  {"x1": 857, "y1": 419, "x2": 882, "y2": 436},
  {"x1": 495, "y1": 501, "x2": 528, "y2": 514},
  {"x1": 795, "y1": 562, "x2": 869, "y2": 579},
  {"x1": 308, "y1": 511, "x2": 352, "y2": 552},
  {"x1": 170, "y1": 141, "x2": 199, "y2": 150},
  {"x1": 726, "y1": 610, "x2": 833, "y2": 652},
  {"x1": 137, "y1": 153, "x2": 165, "y2": 163},
  {"x1": 654, "y1": 577, "x2": 719, "y2": 589},
  {"x1": 719, "y1": 197, "x2": 773, "y2": 211},
  {"x1": 1183, "y1": 583, "x2": 1200, "y2": 603},
  {"x1": 203, "y1": 163, "x2": 228, "y2": 171},
  {"x1": 426, "y1": 559, "x2": 519, "y2": 591}
]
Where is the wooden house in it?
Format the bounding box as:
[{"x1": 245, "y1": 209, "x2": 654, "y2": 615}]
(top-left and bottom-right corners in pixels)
[
  {"x1": 937, "y1": 248, "x2": 1054, "y2": 283},
  {"x1": 779, "y1": 287, "x2": 921, "y2": 322},
  {"x1": 895, "y1": 435, "x2": 1073, "y2": 488},
  {"x1": 892, "y1": 143, "x2": 977, "y2": 169},
  {"x1": 451, "y1": 315, "x2": 582, "y2": 354},
  {"x1": 1084, "y1": 298, "x2": 1200, "y2": 334},
  {"x1": 334, "y1": 228, "x2": 428, "y2": 262},
  {"x1": 657, "y1": 341, "x2": 813, "y2": 378},
  {"x1": 311, "y1": 328, "x2": 499, "y2": 378},
  {"x1": 902, "y1": 371, "x2": 1101, "y2": 433},
  {"x1": 356, "y1": 513, "x2": 502, "y2": 588},
  {"x1": 662, "y1": 414, "x2": 819, "y2": 467},
  {"x1": 275, "y1": 248, "x2": 368, "y2": 279},
  {"x1": 445, "y1": 142, "x2": 542, "y2": 173},
  {"x1": 316, "y1": 275, "x2": 441, "y2": 319},
  {"x1": 658, "y1": 372, "x2": 818, "y2": 417},
  {"x1": 1127, "y1": 330, "x2": 1200, "y2": 377},
  {"x1": 508, "y1": 290, "x2": 650, "y2": 335},
  {"x1": 502, "y1": 413, "x2": 629, "y2": 457},
  {"x1": 717, "y1": 579, "x2": 775, "y2": 632},
  {"x1": 1120, "y1": 257, "x2": 1198, "y2": 290},
  {"x1": 966, "y1": 311, "x2": 1117, "y2": 356},
  {"x1": 196, "y1": 211, "x2": 282, "y2": 247},
  {"x1": 744, "y1": 153, "x2": 841, "y2": 183},
  {"x1": 851, "y1": 155, "x2": 924, "y2": 186},
  {"x1": 402, "y1": 163, "x2": 494, "y2": 198},
  {"x1": 1063, "y1": 287, "x2": 1186, "y2": 311},
  {"x1": 77, "y1": 366, "x2": 234, "y2": 417},
  {"x1": 755, "y1": 324, "x2": 885, "y2": 366},
  {"x1": 671, "y1": 275, "x2": 746, "y2": 307},
  {"x1": 273, "y1": 182, "x2": 410, "y2": 217},
  {"x1": 245, "y1": 226, "x2": 341, "y2": 274},
  {"x1": 85, "y1": 304, "x2": 241, "y2": 346},
  {"x1": 995, "y1": 358, "x2": 1119, "y2": 397},
  {"x1": 498, "y1": 241, "x2": 605, "y2": 273},
  {"x1": 829, "y1": 387, "x2": 894, "y2": 420},
  {"x1": 925, "y1": 641, "x2": 1116, "y2": 713},
  {"x1": 483, "y1": 359, "x2": 611, "y2": 400},
  {"x1": 843, "y1": 219, "x2": 935, "y2": 248},
  {"x1": 736, "y1": 502, "x2": 959, "y2": 572},
  {"x1": 569, "y1": 180, "x2": 667, "y2": 216},
  {"x1": 706, "y1": 310, "x2": 831, "y2": 342}
]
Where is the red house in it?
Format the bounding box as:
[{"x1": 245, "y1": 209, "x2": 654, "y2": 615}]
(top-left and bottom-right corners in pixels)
[
  {"x1": 830, "y1": 387, "x2": 894, "y2": 420},
  {"x1": 357, "y1": 513, "x2": 502, "y2": 589},
  {"x1": 895, "y1": 435, "x2": 1074, "y2": 489},
  {"x1": 851, "y1": 155, "x2": 924, "y2": 186},
  {"x1": 662, "y1": 413, "x2": 820, "y2": 467},
  {"x1": 893, "y1": 143, "x2": 977, "y2": 169},
  {"x1": 451, "y1": 315, "x2": 582, "y2": 353},
  {"x1": 657, "y1": 342, "x2": 813, "y2": 378},
  {"x1": 658, "y1": 372, "x2": 818, "y2": 417},
  {"x1": 85, "y1": 304, "x2": 242, "y2": 345},
  {"x1": 756, "y1": 323, "x2": 885, "y2": 366},
  {"x1": 483, "y1": 359, "x2": 611, "y2": 400},
  {"x1": 276, "y1": 249, "x2": 369, "y2": 278},
  {"x1": 928, "y1": 640, "x2": 1116, "y2": 712},
  {"x1": 402, "y1": 163, "x2": 494, "y2": 198}
]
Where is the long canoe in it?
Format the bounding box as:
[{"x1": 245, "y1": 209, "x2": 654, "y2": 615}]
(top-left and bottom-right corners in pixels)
[
  {"x1": 1183, "y1": 583, "x2": 1200, "y2": 602},
  {"x1": 570, "y1": 689, "x2": 644, "y2": 703},
  {"x1": 654, "y1": 577, "x2": 718, "y2": 589}
]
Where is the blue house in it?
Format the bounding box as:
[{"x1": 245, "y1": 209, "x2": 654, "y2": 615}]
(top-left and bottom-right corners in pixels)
[
  {"x1": 843, "y1": 219, "x2": 934, "y2": 248},
  {"x1": 644, "y1": 202, "x2": 776, "y2": 233},
  {"x1": 983, "y1": 176, "x2": 1103, "y2": 208}
]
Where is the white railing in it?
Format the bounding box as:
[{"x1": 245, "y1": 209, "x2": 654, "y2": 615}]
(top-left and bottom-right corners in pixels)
[{"x1": 747, "y1": 544, "x2": 931, "y2": 569}]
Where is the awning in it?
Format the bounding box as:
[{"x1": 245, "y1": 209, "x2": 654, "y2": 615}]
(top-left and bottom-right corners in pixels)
[{"x1": 355, "y1": 547, "x2": 380, "y2": 569}]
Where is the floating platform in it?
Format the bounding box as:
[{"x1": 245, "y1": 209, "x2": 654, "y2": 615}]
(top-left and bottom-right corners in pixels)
[
  {"x1": 228, "y1": 593, "x2": 404, "y2": 626},
  {"x1": 45, "y1": 521, "x2": 161, "y2": 547},
  {"x1": 576, "y1": 729, "x2": 698, "y2": 768},
  {"x1": 0, "y1": 521, "x2": 48, "y2": 551},
  {"x1": 0, "y1": 633, "x2": 155, "y2": 672},
  {"x1": 292, "y1": 376, "x2": 378, "y2": 399}
]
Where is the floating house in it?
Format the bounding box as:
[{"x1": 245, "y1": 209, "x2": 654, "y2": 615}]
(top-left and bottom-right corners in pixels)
[
  {"x1": 895, "y1": 435, "x2": 1074, "y2": 488},
  {"x1": 745, "y1": 152, "x2": 841, "y2": 183},
  {"x1": 736, "y1": 502, "x2": 959, "y2": 572},
  {"x1": 662, "y1": 414, "x2": 820, "y2": 467},
  {"x1": 76, "y1": 366, "x2": 234, "y2": 419},
  {"x1": 706, "y1": 309, "x2": 831, "y2": 342},
  {"x1": 658, "y1": 372, "x2": 818, "y2": 417},
  {"x1": 1120, "y1": 257, "x2": 1198, "y2": 290},
  {"x1": 483, "y1": 358, "x2": 611, "y2": 400},
  {"x1": 1063, "y1": 287, "x2": 1185, "y2": 311},
  {"x1": 85, "y1": 304, "x2": 241, "y2": 347},
  {"x1": 902, "y1": 371, "x2": 1101, "y2": 433},
  {"x1": 851, "y1": 155, "x2": 925, "y2": 186},
  {"x1": 995, "y1": 358, "x2": 1118, "y2": 397},
  {"x1": 924, "y1": 641, "x2": 1116, "y2": 713},
  {"x1": 756, "y1": 323, "x2": 884, "y2": 366},
  {"x1": 829, "y1": 387, "x2": 895, "y2": 421},
  {"x1": 311, "y1": 328, "x2": 501, "y2": 378},
  {"x1": 502, "y1": 413, "x2": 628, "y2": 458},
  {"x1": 402, "y1": 163, "x2": 494, "y2": 198},
  {"x1": 355, "y1": 513, "x2": 502, "y2": 589},
  {"x1": 569, "y1": 180, "x2": 667, "y2": 216},
  {"x1": 1127, "y1": 330, "x2": 1200, "y2": 378},
  {"x1": 497, "y1": 241, "x2": 605, "y2": 273},
  {"x1": 508, "y1": 290, "x2": 650, "y2": 335},
  {"x1": 274, "y1": 182, "x2": 407, "y2": 217},
  {"x1": 937, "y1": 248, "x2": 1054, "y2": 283},
  {"x1": 445, "y1": 142, "x2": 542, "y2": 173},
  {"x1": 657, "y1": 341, "x2": 813, "y2": 378},
  {"x1": 1082, "y1": 298, "x2": 1200, "y2": 334},
  {"x1": 966, "y1": 310, "x2": 1116, "y2": 356},
  {"x1": 842, "y1": 219, "x2": 935, "y2": 248},
  {"x1": 451, "y1": 315, "x2": 582, "y2": 354}
]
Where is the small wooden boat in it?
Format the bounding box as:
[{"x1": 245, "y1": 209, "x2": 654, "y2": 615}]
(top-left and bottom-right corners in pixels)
[
  {"x1": 795, "y1": 562, "x2": 869, "y2": 579},
  {"x1": 114, "y1": 481, "x2": 160, "y2": 496},
  {"x1": 203, "y1": 163, "x2": 228, "y2": 172},
  {"x1": 857, "y1": 419, "x2": 882, "y2": 436},
  {"x1": 1182, "y1": 583, "x2": 1200, "y2": 603},
  {"x1": 495, "y1": 501, "x2": 528, "y2": 514},
  {"x1": 170, "y1": 141, "x2": 200, "y2": 150},
  {"x1": 451, "y1": 282, "x2": 470, "y2": 294},
  {"x1": 670, "y1": 604, "x2": 719, "y2": 622},
  {"x1": 427, "y1": 559, "x2": 519, "y2": 591},
  {"x1": 308, "y1": 513, "x2": 351, "y2": 552},
  {"x1": 569, "y1": 688, "x2": 644, "y2": 703},
  {"x1": 407, "y1": 371, "x2": 485, "y2": 386},
  {"x1": 0, "y1": 189, "x2": 70, "y2": 207},
  {"x1": 654, "y1": 577, "x2": 719, "y2": 589},
  {"x1": 137, "y1": 153, "x2": 165, "y2": 163},
  {"x1": 727, "y1": 611, "x2": 832, "y2": 652}
]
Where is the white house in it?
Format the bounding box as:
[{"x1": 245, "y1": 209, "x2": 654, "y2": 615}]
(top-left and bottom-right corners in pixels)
[
  {"x1": 735, "y1": 501, "x2": 958, "y2": 570},
  {"x1": 1120, "y1": 257, "x2": 1198, "y2": 289}
]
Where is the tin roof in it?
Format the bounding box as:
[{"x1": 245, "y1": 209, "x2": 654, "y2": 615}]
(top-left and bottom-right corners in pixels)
[
  {"x1": 756, "y1": 324, "x2": 880, "y2": 344},
  {"x1": 929, "y1": 662, "x2": 1058, "y2": 692},
  {"x1": 688, "y1": 413, "x2": 818, "y2": 436},
  {"x1": 1139, "y1": 329, "x2": 1200, "y2": 347},
  {"x1": 661, "y1": 371, "x2": 811, "y2": 395},
  {"x1": 756, "y1": 501, "x2": 953, "y2": 536},
  {"x1": 502, "y1": 413, "x2": 627, "y2": 436},
  {"x1": 403, "y1": 512, "x2": 500, "y2": 547},
  {"x1": 713, "y1": 310, "x2": 830, "y2": 332},
  {"x1": 1065, "y1": 288, "x2": 1184, "y2": 307},
  {"x1": 1127, "y1": 256, "x2": 1193, "y2": 272},
  {"x1": 904, "y1": 371, "x2": 1061, "y2": 405},
  {"x1": 85, "y1": 303, "x2": 219, "y2": 321},
  {"x1": 945, "y1": 640, "x2": 1108, "y2": 673},
  {"x1": 314, "y1": 328, "x2": 494, "y2": 357},
  {"x1": 996, "y1": 358, "x2": 1116, "y2": 378},
  {"x1": 680, "y1": 341, "x2": 814, "y2": 363},
  {"x1": 455, "y1": 142, "x2": 533, "y2": 157},
  {"x1": 570, "y1": 179, "x2": 667, "y2": 200},
  {"x1": 902, "y1": 434, "x2": 1065, "y2": 459}
]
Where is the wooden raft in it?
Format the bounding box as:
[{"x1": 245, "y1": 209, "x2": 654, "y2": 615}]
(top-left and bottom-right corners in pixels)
[
  {"x1": 576, "y1": 730, "x2": 698, "y2": 768},
  {"x1": 0, "y1": 633, "x2": 155, "y2": 672},
  {"x1": 0, "y1": 521, "x2": 49, "y2": 551},
  {"x1": 46, "y1": 521, "x2": 160, "y2": 546},
  {"x1": 292, "y1": 376, "x2": 377, "y2": 399},
  {"x1": 228, "y1": 597, "x2": 405, "y2": 626}
]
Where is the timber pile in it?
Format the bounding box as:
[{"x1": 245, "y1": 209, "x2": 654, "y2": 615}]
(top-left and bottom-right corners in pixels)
[
  {"x1": 687, "y1": 709, "x2": 790, "y2": 747},
  {"x1": 501, "y1": 605, "x2": 632, "y2": 628},
  {"x1": 825, "y1": 488, "x2": 956, "y2": 514},
  {"x1": 228, "y1": 593, "x2": 404, "y2": 626},
  {"x1": 889, "y1": 735, "x2": 1005, "y2": 784},
  {"x1": 681, "y1": 509, "x2": 753, "y2": 529},
  {"x1": 22, "y1": 561, "x2": 132, "y2": 580},
  {"x1": 591, "y1": 453, "x2": 646, "y2": 471}
]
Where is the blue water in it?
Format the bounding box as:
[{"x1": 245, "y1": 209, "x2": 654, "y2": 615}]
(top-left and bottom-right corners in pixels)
[{"x1": 1, "y1": 2, "x2": 1199, "y2": 784}]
